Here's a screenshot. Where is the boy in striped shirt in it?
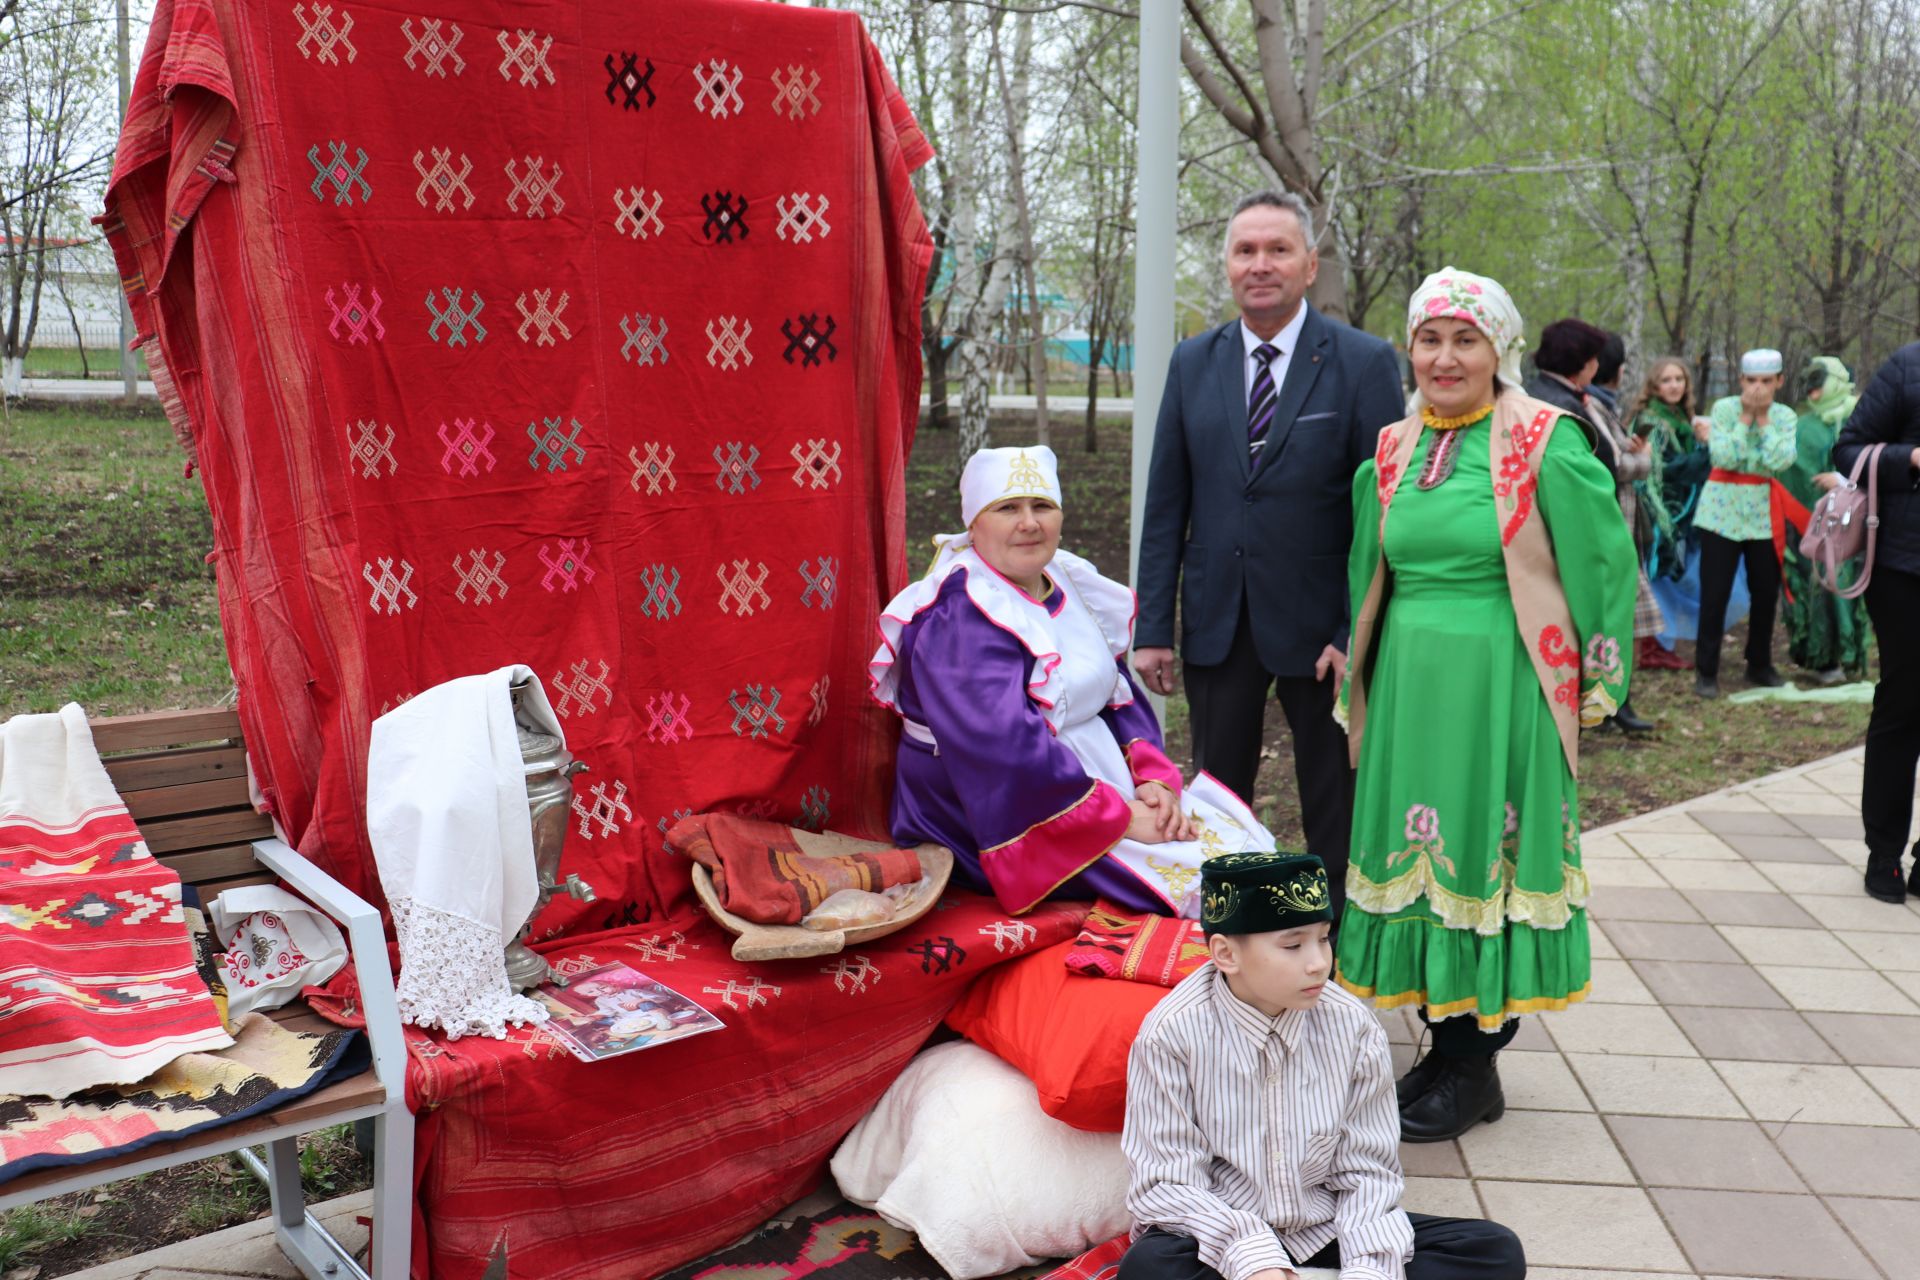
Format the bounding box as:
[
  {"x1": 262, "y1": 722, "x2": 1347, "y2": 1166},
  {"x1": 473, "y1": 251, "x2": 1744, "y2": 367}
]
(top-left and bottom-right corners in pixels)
[{"x1": 1119, "y1": 851, "x2": 1525, "y2": 1280}]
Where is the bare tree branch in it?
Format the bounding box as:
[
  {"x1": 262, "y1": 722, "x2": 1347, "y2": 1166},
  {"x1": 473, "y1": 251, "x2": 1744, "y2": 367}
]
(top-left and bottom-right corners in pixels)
[
  {"x1": 1183, "y1": 0, "x2": 1269, "y2": 143},
  {"x1": 919, "y1": 0, "x2": 1136, "y2": 19}
]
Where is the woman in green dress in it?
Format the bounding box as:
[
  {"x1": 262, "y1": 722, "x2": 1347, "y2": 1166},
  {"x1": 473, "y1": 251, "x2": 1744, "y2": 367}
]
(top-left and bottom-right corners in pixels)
[
  {"x1": 1783, "y1": 356, "x2": 1870, "y2": 681},
  {"x1": 1334, "y1": 268, "x2": 1638, "y2": 1142}
]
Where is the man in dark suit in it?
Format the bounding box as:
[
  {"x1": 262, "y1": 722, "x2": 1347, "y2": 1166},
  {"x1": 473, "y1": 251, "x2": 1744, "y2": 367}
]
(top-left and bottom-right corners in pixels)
[{"x1": 1134, "y1": 190, "x2": 1404, "y2": 907}]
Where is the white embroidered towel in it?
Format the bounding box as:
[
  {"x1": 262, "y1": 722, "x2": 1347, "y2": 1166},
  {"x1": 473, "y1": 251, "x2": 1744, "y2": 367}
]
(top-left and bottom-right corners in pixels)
[
  {"x1": 207, "y1": 885, "x2": 348, "y2": 1020},
  {"x1": 366, "y1": 665, "x2": 558, "y2": 1039}
]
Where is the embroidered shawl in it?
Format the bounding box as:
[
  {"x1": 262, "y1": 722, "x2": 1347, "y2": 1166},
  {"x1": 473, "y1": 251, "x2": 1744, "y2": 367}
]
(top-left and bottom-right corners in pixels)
[{"x1": 1345, "y1": 394, "x2": 1620, "y2": 778}]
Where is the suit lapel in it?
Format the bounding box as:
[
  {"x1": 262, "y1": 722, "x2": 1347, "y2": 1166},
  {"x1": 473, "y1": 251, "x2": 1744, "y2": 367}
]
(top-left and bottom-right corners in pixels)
[
  {"x1": 1212, "y1": 322, "x2": 1252, "y2": 484},
  {"x1": 1251, "y1": 306, "x2": 1329, "y2": 482}
]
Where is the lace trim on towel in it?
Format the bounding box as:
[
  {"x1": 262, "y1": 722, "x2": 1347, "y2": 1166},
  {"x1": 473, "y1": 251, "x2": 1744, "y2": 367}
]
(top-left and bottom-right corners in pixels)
[{"x1": 390, "y1": 897, "x2": 549, "y2": 1041}]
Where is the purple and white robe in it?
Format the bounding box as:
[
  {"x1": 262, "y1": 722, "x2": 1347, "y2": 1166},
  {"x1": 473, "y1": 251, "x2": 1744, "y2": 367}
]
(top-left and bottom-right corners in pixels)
[{"x1": 869, "y1": 546, "x2": 1272, "y2": 917}]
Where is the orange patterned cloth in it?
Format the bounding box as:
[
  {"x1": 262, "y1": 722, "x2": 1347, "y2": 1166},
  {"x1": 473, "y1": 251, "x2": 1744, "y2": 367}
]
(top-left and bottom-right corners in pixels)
[
  {"x1": 664, "y1": 813, "x2": 921, "y2": 925},
  {"x1": 1063, "y1": 899, "x2": 1210, "y2": 987}
]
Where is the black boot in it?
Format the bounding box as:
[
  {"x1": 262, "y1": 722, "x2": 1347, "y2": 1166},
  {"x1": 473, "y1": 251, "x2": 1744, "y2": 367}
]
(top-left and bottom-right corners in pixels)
[
  {"x1": 1609, "y1": 700, "x2": 1654, "y2": 733},
  {"x1": 1693, "y1": 674, "x2": 1720, "y2": 699},
  {"x1": 1865, "y1": 854, "x2": 1907, "y2": 905},
  {"x1": 1396, "y1": 1050, "x2": 1447, "y2": 1107},
  {"x1": 1746, "y1": 666, "x2": 1786, "y2": 688},
  {"x1": 1908, "y1": 851, "x2": 1920, "y2": 899},
  {"x1": 1400, "y1": 1053, "x2": 1505, "y2": 1143}
]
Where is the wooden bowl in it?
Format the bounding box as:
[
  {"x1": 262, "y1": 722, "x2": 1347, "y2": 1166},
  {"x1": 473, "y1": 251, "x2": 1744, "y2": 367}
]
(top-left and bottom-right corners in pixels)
[{"x1": 690, "y1": 833, "x2": 954, "y2": 962}]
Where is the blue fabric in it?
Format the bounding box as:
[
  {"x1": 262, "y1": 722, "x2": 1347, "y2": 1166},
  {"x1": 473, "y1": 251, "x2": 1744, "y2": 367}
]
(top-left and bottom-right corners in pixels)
[{"x1": 1650, "y1": 542, "x2": 1748, "y2": 646}]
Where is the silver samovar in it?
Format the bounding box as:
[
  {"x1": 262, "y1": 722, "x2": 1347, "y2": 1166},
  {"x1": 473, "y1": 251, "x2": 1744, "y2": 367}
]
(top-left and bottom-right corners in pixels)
[{"x1": 503, "y1": 677, "x2": 597, "y2": 992}]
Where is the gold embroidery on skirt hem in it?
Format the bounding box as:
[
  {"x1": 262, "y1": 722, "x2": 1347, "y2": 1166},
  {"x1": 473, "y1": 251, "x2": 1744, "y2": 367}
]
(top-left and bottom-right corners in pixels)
[{"x1": 1343, "y1": 857, "x2": 1590, "y2": 934}]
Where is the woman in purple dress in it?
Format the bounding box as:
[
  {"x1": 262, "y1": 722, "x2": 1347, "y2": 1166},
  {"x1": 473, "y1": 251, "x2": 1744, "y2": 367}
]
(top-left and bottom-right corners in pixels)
[{"x1": 871, "y1": 447, "x2": 1272, "y2": 918}]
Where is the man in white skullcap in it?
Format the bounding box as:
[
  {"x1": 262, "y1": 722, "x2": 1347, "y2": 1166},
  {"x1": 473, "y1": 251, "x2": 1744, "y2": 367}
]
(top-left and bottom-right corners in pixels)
[{"x1": 1692, "y1": 348, "x2": 1798, "y2": 697}]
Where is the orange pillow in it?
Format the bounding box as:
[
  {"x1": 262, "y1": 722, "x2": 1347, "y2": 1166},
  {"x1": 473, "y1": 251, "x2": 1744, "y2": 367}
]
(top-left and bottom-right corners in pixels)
[{"x1": 945, "y1": 939, "x2": 1176, "y2": 1132}]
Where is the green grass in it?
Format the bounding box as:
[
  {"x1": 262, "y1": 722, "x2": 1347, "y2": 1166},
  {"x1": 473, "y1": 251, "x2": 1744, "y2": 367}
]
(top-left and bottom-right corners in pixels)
[
  {"x1": 20, "y1": 346, "x2": 150, "y2": 379},
  {"x1": 0, "y1": 401, "x2": 231, "y2": 715},
  {"x1": 0, "y1": 1203, "x2": 97, "y2": 1270}
]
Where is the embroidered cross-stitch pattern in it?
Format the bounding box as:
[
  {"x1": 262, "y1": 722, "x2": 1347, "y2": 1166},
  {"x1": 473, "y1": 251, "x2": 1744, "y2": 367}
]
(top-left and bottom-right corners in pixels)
[
  {"x1": 551, "y1": 659, "x2": 615, "y2": 719},
  {"x1": 638, "y1": 564, "x2": 683, "y2": 621},
  {"x1": 496, "y1": 29, "x2": 554, "y2": 86},
  {"x1": 294, "y1": 3, "x2": 355, "y2": 64},
  {"x1": 412, "y1": 147, "x2": 474, "y2": 211},
  {"x1": 452, "y1": 550, "x2": 508, "y2": 604},
  {"x1": 605, "y1": 52, "x2": 655, "y2": 109},
  {"x1": 401, "y1": 16, "x2": 463, "y2": 76},
  {"x1": 781, "y1": 313, "x2": 836, "y2": 366},
  {"x1": 438, "y1": 418, "x2": 496, "y2": 476}
]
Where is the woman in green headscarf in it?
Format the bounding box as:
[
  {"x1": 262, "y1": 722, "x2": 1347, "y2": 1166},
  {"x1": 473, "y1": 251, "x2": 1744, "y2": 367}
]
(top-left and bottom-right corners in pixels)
[{"x1": 1783, "y1": 356, "x2": 1871, "y2": 681}]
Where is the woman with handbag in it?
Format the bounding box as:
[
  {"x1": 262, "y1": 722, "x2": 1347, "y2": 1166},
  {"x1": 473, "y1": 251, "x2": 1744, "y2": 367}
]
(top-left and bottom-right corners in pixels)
[
  {"x1": 1783, "y1": 357, "x2": 1870, "y2": 683},
  {"x1": 1834, "y1": 342, "x2": 1920, "y2": 903}
]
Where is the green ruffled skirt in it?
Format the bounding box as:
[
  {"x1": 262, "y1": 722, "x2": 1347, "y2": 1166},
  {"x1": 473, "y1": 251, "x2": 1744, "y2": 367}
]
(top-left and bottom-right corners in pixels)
[{"x1": 1335, "y1": 583, "x2": 1592, "y2": 1029}]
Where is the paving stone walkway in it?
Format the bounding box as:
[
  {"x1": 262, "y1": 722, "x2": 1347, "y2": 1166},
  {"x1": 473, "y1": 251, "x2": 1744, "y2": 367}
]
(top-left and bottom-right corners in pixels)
[
  {"x1": 62, "y1": 747, "x2": 1917, "y2": 1280},
  {"x1": 1379, "y1": 745, "x2": 1919, "y2": 1280}
]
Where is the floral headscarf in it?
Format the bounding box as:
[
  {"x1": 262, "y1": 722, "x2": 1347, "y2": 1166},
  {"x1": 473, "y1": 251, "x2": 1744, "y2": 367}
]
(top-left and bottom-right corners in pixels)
[{"x1": 1405, "y1": 267, "x2": 1527, "y2": 405}]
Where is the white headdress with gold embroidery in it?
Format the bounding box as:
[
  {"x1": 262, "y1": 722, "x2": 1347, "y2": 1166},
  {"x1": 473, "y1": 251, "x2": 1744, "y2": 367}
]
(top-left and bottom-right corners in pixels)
[{"x1": 959, "y1": 445, "x2": 1062, "y2": 528}]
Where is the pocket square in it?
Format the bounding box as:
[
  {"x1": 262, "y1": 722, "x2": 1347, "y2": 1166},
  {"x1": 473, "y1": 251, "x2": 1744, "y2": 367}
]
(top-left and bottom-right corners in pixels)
[{"x1": 1295, "y1": 410, "x2": 1338, "y2": 423}]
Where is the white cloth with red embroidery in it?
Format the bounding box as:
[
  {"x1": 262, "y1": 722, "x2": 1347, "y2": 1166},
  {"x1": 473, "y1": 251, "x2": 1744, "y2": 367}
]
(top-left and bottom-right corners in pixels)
[{"x1": 207, "y1": 885, "x2": 347, "y2": 1020}]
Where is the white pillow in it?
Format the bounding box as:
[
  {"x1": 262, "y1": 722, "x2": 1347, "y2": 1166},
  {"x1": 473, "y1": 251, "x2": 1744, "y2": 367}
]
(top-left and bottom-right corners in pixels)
[
  {"x1": 830, "y1": 1039, "x2": 1342, "y2": 1280},
  {"x1": 831, "y1": 1039, "x2": 1130, "y2": 1278}
]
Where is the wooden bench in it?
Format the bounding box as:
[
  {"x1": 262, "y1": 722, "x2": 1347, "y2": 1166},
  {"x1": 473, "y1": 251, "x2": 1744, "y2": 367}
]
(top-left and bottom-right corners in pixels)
[{"x1": 0, "y1": 708, "x2": 412, "y2": 1280}]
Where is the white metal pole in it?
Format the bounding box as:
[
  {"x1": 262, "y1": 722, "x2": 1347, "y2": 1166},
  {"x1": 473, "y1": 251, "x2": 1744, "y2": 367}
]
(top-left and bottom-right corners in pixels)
[
  {"x1": 1129, "y1": 0, "x2": 1178, "y2": 592},
  {"x1": 117, "y1": 0, "x2": 136, "y2": 401}
]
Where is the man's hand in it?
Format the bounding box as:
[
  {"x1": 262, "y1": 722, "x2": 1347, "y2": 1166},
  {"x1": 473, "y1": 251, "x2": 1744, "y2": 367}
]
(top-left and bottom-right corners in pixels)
[
  {"x1": 1314, "y1": 644, "x2": 1347, "y2": 686},
  {"x1": 1814, "y1": 471, "x2": 1844, "y2": 492},
  {"x1": 1624, "y1": 434, "x2": 1650, "y2": 454},
  {"x1": 1246, "y1": 1269, "x2": 1298, "y2": 1280},
  {"x1": 1910, "y1": 445, "x2": 1919, "y2": 472},
  {"x1": 1135, "y1": 781, "x2": 1197, "y2": 842},
  {"x1": 1739, "y1": 383, "x2": 1774, "y2": 421},
  {"x1": 1135, "y1": 646, "x2": 1178, "y2": 696}
]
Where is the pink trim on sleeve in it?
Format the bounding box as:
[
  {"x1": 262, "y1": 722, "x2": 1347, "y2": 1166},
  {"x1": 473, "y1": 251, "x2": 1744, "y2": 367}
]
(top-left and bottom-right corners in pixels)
[
  {"x1": 1122, "y1": 739, "x2": 1183, "y2": 799},
  {"x1": 978, "y1": 780, "x2": 1132, "y2": 915}
]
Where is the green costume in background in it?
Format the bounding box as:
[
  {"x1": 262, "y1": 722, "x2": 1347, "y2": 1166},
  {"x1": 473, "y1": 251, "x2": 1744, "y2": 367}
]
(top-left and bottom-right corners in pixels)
[
  {"x1": 1337, "y1": 413, "x2": 1635, "y2": 1028},
  {"x1": 1635, "y1": 399, "x2": 1709, "y2": 581},
  {"x1": 1783, "y1": 356, "x2": 1870, "y2": 678}
]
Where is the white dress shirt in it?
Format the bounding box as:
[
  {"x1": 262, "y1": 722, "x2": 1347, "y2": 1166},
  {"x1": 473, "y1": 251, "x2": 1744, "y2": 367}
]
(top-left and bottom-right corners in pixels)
[
  {"x1": 1241, "y1": 303, "x2": 1310, "y2": 406},
  {"x1": 1123, "y1": 965, "x2": 1414, "y2": 1280}
]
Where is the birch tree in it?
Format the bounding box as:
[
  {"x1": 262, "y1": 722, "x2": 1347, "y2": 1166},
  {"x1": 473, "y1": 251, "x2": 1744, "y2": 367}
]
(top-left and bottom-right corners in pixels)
[
  {"x1": 942, "y1": 3, "x2": 1027, "y2": 467},
  {"x1": 0, "y1": 0, "x2": 114, "y2": 392}
]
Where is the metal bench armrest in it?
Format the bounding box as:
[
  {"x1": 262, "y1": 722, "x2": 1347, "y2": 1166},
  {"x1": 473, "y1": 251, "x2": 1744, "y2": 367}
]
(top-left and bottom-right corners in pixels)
[{"x1": 250, "y1": 836, "x2": 407, "y2": 1100}]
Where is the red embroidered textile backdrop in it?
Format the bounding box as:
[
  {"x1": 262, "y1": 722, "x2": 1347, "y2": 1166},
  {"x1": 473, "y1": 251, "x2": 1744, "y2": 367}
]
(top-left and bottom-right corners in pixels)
[{"x1": 100, "y1": 0, "x2": 933, "y2": 933}]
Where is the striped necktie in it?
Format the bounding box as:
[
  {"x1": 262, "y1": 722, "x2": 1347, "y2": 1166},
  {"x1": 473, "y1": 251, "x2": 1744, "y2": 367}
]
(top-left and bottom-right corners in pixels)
[{"x1": 1248, "y1": 341, "x2": 1279, "y2": 456}]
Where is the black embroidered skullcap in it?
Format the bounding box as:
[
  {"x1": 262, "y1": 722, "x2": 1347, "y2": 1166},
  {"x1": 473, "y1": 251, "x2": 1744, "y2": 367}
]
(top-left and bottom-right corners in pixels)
[{"x1": 1199, "y1": 850, "x2": 1333, "y2": 936}]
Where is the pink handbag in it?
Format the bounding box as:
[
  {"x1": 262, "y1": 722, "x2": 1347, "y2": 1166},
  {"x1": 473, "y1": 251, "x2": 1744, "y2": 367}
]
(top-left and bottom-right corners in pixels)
[{"x1": 1798, "y1": 443, "x2": 1886, "y2": 599}]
